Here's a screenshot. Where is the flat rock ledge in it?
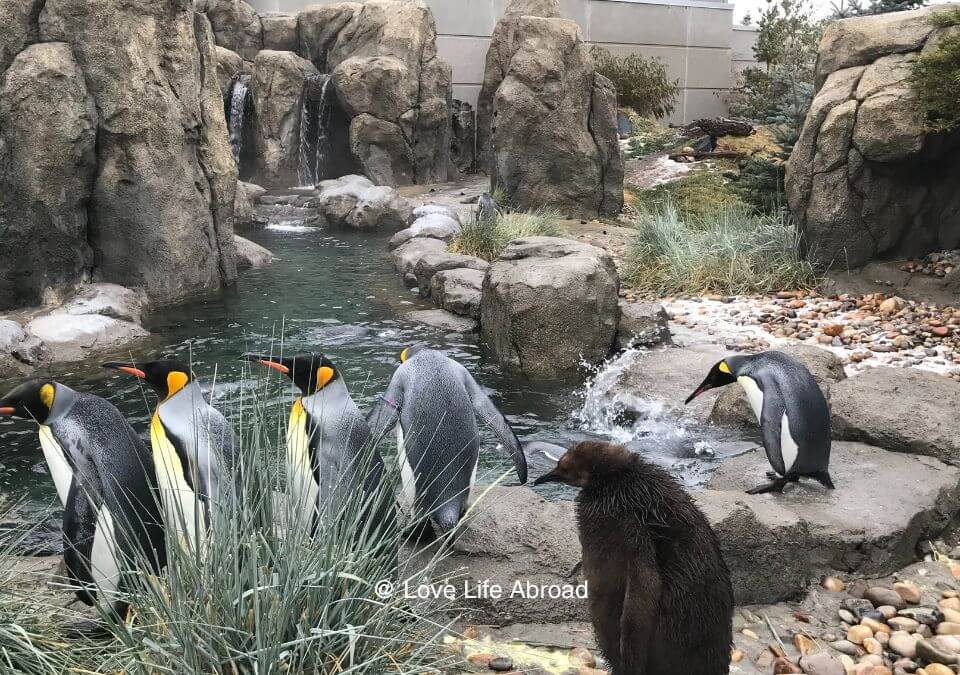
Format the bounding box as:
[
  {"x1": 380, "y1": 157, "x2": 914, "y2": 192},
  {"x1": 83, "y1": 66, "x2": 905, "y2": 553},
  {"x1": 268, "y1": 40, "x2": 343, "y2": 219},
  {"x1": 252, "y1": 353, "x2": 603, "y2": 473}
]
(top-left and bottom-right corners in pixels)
[{"x1": 437, "y1": 441, "x2": 960, "y2": 624}]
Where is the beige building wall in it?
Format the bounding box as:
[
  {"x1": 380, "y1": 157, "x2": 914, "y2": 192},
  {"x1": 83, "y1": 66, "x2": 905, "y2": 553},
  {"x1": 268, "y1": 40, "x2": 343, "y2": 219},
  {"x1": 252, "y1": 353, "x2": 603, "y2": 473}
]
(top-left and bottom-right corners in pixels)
[
  {"x1": 250, "y1": 0, "x2": 738, "y2": 123},
  {"x1": 732, "y1": 25, "x2": 760, "y2": 76}
]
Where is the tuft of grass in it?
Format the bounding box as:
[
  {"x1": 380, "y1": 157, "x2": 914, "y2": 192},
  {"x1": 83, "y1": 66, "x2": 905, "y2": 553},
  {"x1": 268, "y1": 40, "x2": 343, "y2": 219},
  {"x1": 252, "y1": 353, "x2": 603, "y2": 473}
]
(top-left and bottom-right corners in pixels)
[
  {"x1": 628, "y1": 171, "x2": 747, "y2": 222},
  {"x1": 623, "y1": 201, "x2": 817, "y2": 295},
  {"x1": 451, "y1": 208, "x2": 562, "y2": 261}
]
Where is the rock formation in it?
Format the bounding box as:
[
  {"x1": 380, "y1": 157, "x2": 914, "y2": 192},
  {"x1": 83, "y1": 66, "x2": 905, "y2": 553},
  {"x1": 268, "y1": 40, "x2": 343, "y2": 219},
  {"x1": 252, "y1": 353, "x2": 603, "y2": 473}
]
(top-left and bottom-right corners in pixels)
[
  {"x1": 481, "y1": 237, "x2": 620, "y2": 379},
  {"x1": 477, "y1": 0, "x2": 624, "y2": 218},
  {"x1": 786, "y1": 7, "x2": 960, "y2": 270},
  {"x1": 298, "y1": 0, "x2": 452, "y2": 186},
  {"x1": 200, "y1": 0, "x2": 262, "y2": 61},
  {"x1": 0, "y1": 0, "x2": 238, "y2": 311}
]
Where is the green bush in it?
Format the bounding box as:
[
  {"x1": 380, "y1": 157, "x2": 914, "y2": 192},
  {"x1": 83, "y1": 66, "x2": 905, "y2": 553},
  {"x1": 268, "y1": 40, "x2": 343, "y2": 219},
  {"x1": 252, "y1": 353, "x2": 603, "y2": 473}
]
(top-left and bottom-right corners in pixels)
[
  {"x1": 911, "y1": 7, "x2": 960, "y2": 132},
  {"x1": 628, "y1": 171, "x2": 747, "y2": 222},
  {"x1": 624, "y1": 115, "x2": 681, "y2": 158},
  {"x1": 623, "y1": 201, "x2": 817, "y2": 295},
  {"x1": 452, "y1": 208, "x2": 562, "y2": 261},
  {"x1": 590, "y1": 46, "x2": 680, "y2": 119}
]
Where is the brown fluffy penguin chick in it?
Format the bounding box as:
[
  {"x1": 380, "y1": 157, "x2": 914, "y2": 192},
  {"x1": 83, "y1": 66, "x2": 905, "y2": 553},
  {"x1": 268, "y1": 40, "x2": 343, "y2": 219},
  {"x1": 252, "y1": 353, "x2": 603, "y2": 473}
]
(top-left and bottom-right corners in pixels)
[{"x1": 534, "y1": 441, "x2": 734, "y2": 675}]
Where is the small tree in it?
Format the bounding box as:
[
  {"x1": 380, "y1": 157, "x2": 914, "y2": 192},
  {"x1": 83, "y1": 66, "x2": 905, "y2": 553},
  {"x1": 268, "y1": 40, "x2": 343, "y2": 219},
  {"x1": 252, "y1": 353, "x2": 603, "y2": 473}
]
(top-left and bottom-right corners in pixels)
[
  {"x1": 590, "y1": 46, "x2": 680, "y2": 119},
  {"x1": 911, "y1": 7, "x2": 960, "y2": 132}
]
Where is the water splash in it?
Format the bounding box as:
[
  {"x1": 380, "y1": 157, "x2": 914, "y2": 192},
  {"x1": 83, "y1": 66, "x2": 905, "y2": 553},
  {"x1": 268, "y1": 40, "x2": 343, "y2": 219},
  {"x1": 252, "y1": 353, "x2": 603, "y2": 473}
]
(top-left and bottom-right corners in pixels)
[
  {"x1": 298, "y1": 74, "x2": 336, "y2": 186},
  {"x1": 227, "y1": 74, "x2": 251, "y2": 166}
]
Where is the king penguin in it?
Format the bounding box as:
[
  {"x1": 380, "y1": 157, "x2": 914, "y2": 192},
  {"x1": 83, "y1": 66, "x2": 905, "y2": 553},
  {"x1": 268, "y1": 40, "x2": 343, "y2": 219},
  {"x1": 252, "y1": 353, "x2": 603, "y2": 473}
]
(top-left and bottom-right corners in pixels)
[
  {"x1": 242, "y1": 352, "x2": 393, "y2": 534},
  {"x1": 685, "y1": 350, "x2": 834, "y2": 494},
  {"x1": 0, "y1": 380, "x2": 165, "y2": 616},
  {"x1": 102, "y1": 360, "x2": 238, "y2": 548},
  {"x1": 367, "y1": 345, "x2": 528, "y2": 536}
]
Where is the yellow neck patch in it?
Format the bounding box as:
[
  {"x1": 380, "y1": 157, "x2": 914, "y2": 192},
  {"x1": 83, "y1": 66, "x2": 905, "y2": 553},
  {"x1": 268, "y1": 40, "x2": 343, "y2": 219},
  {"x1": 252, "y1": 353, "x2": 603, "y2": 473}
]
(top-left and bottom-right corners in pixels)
[
  {"x1": 166, "y1": 371, "x2": 190, "y2": 400},
  {"x1": 316, "y1": 366, "x2": 335, "y2": 391},
  {"x1": 39, "y1": 383, "x2": 55, "y2": 410},
  {"x1": 399, "y1": 348, "x2": 409, "y2": 363},
  {"x1": 718, "y1": 361, "x2": 732, "y2": 375}
]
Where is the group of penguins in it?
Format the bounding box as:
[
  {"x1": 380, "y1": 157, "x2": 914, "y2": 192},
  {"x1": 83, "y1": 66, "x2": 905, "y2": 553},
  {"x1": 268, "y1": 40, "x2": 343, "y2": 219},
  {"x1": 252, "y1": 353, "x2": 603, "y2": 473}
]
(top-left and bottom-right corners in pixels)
[{"x1": 0, "y1": 345, "x2": 835, "y2": 674}]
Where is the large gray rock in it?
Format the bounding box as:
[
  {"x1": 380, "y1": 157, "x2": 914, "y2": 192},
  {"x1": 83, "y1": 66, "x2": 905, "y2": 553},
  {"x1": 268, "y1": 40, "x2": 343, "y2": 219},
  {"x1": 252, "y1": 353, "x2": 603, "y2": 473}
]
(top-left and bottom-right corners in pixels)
[
  {"x1": 260, "y1": 13, "x2": 298, "y2": 52},
  {"x1": 0, "y1": 0, "x2": 43, "y2": 74},
  {"x1": 314, "y1": 174, "x2": 412, "y2": 230},
  {"x1": 481, "y1": 237, "x2": 619, "y2": 378},
  {"x1": 449, "y1": 99, "x2": 476, "y2": 176},
  {"x1": 58, "y1": 283, "x2": 146, "y2": 324},
  {"x1": 406, "y1": 309, "x2": 477, "y2": 333},
  {"x1": 0, "y1": 42, "x2": 95, "y2": 310},
  {"x1": 214, "y1": 45, "x2": 244, "y2": 97},
  {"x1": 250, "y1": 50, "x2": 318, "y2": 187},
  {"x1": 700, "y1": 441, "x2": 960, "y2": 604},
  {"x1": 234, "y1": 235, "x2": 274, "y2": 269},
  {"x1": 234, "y1": 181, "x2": 266, "y2": 227},
  {"x1": 615, "y1": 301, "x2": 670, "y2": 350},
  {"x1": 0, "y1": 319, "x2": 43, "y2": 378},
  {"x1": 477, "y1": 0, "x2": 623, "y2": 218},
  {"x1": 201, "y1": 0, "x2": 262, "y2": 61},
  {"x1": 391, "y1": 237, "x2": 448, "y2": 275},
  {"x1": 710, "y1": 345, "x2": 847, "y2": 427},
  {"x1": 412, "y1": 252, "x2": 487, "y2": 298},
  {"x1": 430, "y1": 268, "x2": 484, "y2": 318},
  {"x1": 786, "y1": 7, "x2": 960, "y2": 270},
  {"x1": 388, "y1": 212, "x2": 461, "y2": 250},
  {"x1": 831, "y1": 367, "x2": 960, "y2": 464},
  {"x1": 37, "y1": 2, "x2": 238, "y2": 305},
  {"x1": 299, "y1": 0, "x2": 452, "y2": 186}
]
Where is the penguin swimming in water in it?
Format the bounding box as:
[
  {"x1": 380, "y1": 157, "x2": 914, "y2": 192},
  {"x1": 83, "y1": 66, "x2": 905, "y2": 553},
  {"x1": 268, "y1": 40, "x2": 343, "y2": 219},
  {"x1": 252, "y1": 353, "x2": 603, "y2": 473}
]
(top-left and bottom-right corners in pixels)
[
  {"x1": 241, "y1": 352, "x2": 393, "y2": 533},
  {"x1": 0, "y1": 380, "x2": 165, "y2": 616},
  {"x1": 533, "y1": 440, "x2": 734, "y2": 675},
  {"x1": 102, "y1": 360, "x2": 237, "y2": 547},
  {"x1": 686, "y1": 350, "x2": 834, "y2": 494},
  {"x1": 367, "y1": 345, "x2": 527, "y2": 535}
]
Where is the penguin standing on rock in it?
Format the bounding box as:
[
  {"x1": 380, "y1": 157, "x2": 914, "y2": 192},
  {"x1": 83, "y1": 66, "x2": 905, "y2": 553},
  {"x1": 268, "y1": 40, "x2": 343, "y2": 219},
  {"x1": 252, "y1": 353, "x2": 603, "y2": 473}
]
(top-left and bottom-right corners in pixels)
[
  {"x1": 242, "y1": 352, "x2": 392, "y2": 533},
  {"x1": 102, "y1": 360, "x2": 238, "y2": 547},
  {"x1": 533, "y1": 440, "x2": 734, "y2": 675},
  {"x1": 0, "y1": 380, "x2": 165, "y2": 616},
  {"x1": 367, "y1": 345, "x2": 527, "y2": 536},
  {"x1": 686, "y1": 351, "x2": 834, "y2": 495}
]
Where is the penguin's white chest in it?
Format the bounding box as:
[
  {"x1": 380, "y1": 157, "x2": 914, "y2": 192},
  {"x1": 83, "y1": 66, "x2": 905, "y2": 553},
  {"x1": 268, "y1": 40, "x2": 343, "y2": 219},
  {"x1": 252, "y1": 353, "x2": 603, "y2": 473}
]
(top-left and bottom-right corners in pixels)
[
  {"x1": 150, "y1": 413, "x2": 204, "y2": 551},
  {"x1": 286, "y1": 399, "x2": 320, "y2": 525},
  {"x1": 37, "y1": 426, "x2": 74, "y2": 508}
]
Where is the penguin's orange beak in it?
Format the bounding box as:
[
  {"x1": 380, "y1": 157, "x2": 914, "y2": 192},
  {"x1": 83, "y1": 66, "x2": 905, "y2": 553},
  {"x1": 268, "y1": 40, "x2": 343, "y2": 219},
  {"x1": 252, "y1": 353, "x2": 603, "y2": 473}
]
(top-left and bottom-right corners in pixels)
[
  {"x1": 102, "y1": 362, "x2": 146, "y2": 379},
  {"x1": 240, "y1": 353, "x2": 290, "y2": 373},
  {"x1": 0, "y1": 407, "x2": 15, "y2": 416}
]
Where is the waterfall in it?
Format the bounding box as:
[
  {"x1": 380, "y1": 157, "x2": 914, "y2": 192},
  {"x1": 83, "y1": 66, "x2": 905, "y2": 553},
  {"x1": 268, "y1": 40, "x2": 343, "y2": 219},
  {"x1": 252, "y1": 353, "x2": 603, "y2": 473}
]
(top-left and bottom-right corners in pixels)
[
  {"x1": 298, "y1": 74, "x2": 336, "y2": 186},
  {"x1": 227, "y1": 74, "x2": 251, "y2": 166}
]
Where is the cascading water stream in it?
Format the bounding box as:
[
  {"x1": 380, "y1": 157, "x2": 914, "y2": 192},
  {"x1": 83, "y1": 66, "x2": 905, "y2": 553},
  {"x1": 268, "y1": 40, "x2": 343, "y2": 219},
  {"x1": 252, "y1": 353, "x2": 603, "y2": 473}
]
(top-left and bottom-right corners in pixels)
[
  {"x1": 298, "y1": 73, "x2": 336, "y2": 186},
  {"x1": 227, "y1": 74, "x2": 251, "y2": 166}
]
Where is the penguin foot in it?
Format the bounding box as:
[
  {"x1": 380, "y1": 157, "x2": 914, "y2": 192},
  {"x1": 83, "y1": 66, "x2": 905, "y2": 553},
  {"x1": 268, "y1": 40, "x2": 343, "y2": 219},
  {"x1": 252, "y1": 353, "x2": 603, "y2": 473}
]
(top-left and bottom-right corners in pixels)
[
  {"x1": 765, "y1": 470, "x2": 779, "y2": 480},
  {"x1": 811, "y1": 471, "x2": 836, "y2": 490},
  {"x1": 746, "y1": 477, "x2": 790, "y2": 495}
]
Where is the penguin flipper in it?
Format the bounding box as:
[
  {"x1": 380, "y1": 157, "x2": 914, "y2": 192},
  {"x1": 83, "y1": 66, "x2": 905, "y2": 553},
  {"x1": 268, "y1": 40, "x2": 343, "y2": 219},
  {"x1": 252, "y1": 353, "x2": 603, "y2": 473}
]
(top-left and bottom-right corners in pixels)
[
  {"x1": 618, "y1": 562, "x2": 660, "y2": 674},
  {"x1": 367, "y1": 375, "x2": 403, "y2": 443},
  {"x1": 463, "y1": 375, "x2": 527, "y2": 484},
  {"x1": 759, "y1": 392, "x2": 787, "y2": 476},
  {"x1": 62, "y1": 480, "x2": 97, "y2": 607}
]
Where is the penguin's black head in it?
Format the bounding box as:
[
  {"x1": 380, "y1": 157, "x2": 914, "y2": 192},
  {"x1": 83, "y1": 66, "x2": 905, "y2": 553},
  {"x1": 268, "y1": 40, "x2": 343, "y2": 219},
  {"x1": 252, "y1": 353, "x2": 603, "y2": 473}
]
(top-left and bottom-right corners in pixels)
[
  {"x1": 102, "y1": 360, "x2": 193, "y2": 400},
  {"x1": 0, "y1": 379, "x2": 58, "y2": 423},
  {"x1": 242, "y1": 352, "x2": 339, "y2": 395},
  {"x1": 532, "y1": 441, "x2": 634, "y2": 488},
  {"x1": 685, "y1": 359, "x2": 739, "y2": 404}
]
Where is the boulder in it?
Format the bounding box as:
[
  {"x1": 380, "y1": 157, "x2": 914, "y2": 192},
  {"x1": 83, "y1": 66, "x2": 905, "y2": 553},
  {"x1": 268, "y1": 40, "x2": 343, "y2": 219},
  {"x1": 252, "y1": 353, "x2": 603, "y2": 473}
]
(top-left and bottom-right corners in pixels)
[
  {"x1": 37, "y1": 3, "x2": 238, "y2": 304},
  {"x1": 710, "y1": 346, "x2": 847, "y2": 428},
  {"x1": 250, "y1": 50, "x2": 319, "y2": 187},
  {"x1": 449, "y1": 98, "x2": 477, "y2": 176},
  {"x1": 430, "y1": 268, "x2": 484, "y2": 318},
  {"x1": 409, "y1": 204, "x2": 461, "y2": 225},
  {"x1": 25, "y1": 314, "x2": 148, "y2": 363},
  {"x1": 214, "y1": 45, "x2": 244, "y2": 97},
  {"x1": 407, "y1": 309, "x2": 478, "y2": 334},
  {"x1": 786, "y1": 7, "x2": 960, "y2": 270},
  {"x1": 234, "y1": 235, "x2": 274, "y2": 269},
  {"x1": 260, "y1": 13, "x2": 298, "y2": 52},
  {"x1": 201, "y1": 0, "x2": 262, "y2": 61},
  {"x1": 314, "y1": 174, "x2": 412, "y2": 230},
  {"x1": 299, "y1": 0, "x2": 452, "y2": 186},
  {"x1": 700, "y1": 441, "x2": 960, "y2": 604},
  {"x1": 831, "y1": 367, "x2": 960, "y2": 464},
  {"x1": 477, "y1": 0, "x2": 623, "y2": 218},
  {"x1": 392, "y1": 237, "x2": 448, "y2": 276},
  {"x1": 58, "y1": 283, "x2": 146, "y2": 324},
  {"x1": 0, "y1": 319, "x2": 43, "y2": 377},
  {"x1": 234, "y1": 181, "x2": 267, "y2": 227},
  {"x1": 0, "y1": 0, "x2": 43, "y2": 74},
  {"x1": 0, "y1": 42, "x2": 95, "y2": 311},
  {"x1": 388, "y1": 213, "x2": 461, "y2": 250},
  {"x1": 481, "y1": 237, "x2": 619, "y2": 378},
  {"x1": 615, "y1": 301, "x2": 670, "y2": 350},
  {"x1": 412, "y1": 252, "x2": 488, "y2": 298}
]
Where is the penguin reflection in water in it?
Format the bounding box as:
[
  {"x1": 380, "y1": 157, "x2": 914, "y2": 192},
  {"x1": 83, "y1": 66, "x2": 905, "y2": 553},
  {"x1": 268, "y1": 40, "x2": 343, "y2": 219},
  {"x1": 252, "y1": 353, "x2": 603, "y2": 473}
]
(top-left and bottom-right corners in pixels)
[
  {"x1": 367, "y1": 345, "x2": 527, "y2": 536},
  {"x1": 242, "y1": 352, "x2": 393, "y2": 534},
  {"x1": 102, "y1": 360, "x2": 238, "y2": 547},
  {"x1": 532, "y1": 441, "x2": 734, "y2": 675},
  {"x1": 0, "y1": 381, "x2": 166, "y2": 616},
  {"x1": 686, "y1": 351, "x2": 834, "y2": 495}
]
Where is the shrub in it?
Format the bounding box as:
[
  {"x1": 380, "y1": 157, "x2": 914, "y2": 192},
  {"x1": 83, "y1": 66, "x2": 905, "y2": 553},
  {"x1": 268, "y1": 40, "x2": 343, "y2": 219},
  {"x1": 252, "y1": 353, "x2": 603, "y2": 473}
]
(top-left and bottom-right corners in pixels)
[
  {"x1": 624, "y1": 115, "x2": 682, "y2": 158},
  {"x1": 452, "y1": 207, "x2": 562, "y2": 261},
  {"x1": 911, "y1": 7, "x2": 960, "y2": 132},
  {"x1": 628, "y1": 171, "x2": 747, "y2": 222},
  {"x1": 590, "y1": 46, "x2": 680, "y2": 119},
  {"x1": 623, "y1": 201, "x2": 817, "y2": 295}
]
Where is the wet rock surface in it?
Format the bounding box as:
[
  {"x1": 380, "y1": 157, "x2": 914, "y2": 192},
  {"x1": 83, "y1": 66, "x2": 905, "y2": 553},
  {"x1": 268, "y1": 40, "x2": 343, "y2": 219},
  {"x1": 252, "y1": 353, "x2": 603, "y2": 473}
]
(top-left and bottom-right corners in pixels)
[
  {"x1": 615, "y1": 301, "x2": 670, "y2": 351},
  {"x1": 234, "y1": 235, "x2": 275, "y2": 269}
]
